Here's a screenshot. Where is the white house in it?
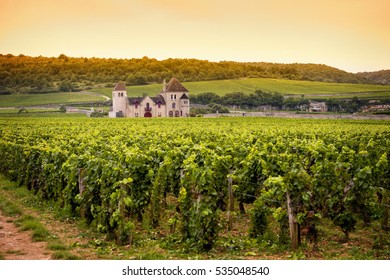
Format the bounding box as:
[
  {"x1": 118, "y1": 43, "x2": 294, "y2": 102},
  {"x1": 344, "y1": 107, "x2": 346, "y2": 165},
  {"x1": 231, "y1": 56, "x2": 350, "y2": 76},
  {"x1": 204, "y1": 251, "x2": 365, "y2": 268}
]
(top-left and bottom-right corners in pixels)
[
  {"x1": 309, "y1": 101, "x2": 327, "y2": 112},
  {"x1": 109, "y1": 77, "x2": 190, "y2": 118}
]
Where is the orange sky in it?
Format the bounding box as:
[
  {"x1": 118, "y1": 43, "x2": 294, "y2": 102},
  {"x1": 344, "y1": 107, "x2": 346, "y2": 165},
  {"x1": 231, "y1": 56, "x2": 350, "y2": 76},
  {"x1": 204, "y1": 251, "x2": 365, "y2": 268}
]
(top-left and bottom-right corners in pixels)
[{"x1": 0, "y1": 0, "x2": 389, "y2": 72}]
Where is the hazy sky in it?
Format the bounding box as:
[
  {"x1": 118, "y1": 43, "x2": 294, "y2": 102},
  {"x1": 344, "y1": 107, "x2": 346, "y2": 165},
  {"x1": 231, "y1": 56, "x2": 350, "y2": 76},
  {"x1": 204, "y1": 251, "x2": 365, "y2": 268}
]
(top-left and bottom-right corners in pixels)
[{"x1": 1, "y1": 0, "x2": 389, "y2": 72}]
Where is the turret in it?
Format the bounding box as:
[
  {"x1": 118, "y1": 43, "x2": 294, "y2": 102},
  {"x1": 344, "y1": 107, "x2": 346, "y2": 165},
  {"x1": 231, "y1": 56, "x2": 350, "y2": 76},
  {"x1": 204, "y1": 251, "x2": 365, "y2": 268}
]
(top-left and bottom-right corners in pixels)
[{"x1": 112, "y1": 82, "x2": 127, "y2": 117}]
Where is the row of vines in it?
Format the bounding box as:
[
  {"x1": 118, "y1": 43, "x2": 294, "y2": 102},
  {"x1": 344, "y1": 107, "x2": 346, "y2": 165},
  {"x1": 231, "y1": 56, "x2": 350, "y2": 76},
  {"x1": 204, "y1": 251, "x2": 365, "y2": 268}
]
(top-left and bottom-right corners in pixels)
[{"x1": 0, "y1": 117, "x2": 389, "y2": 252}]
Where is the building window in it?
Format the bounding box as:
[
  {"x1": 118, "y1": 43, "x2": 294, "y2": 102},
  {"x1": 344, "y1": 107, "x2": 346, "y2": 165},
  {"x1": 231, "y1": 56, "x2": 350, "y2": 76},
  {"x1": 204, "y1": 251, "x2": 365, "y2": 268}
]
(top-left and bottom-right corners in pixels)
[
  {"x1": 135, "y1": 113, "x2": 139, "y2": 117},
  {"x1": 135, "y1": 101, "x2": 138, "y2": 109},
  {"x1": 169, "y1": 110, "x2": 173, "y2": 117},
  {"x1": 158, "y1": 112, "x2": 162, "y2": 117},
  {"x1": 158, "y1": 102, "x2": 161, "y2": 108},
  {"x1": 172, "y1": 102, "x2": 176, "y2": 109}
]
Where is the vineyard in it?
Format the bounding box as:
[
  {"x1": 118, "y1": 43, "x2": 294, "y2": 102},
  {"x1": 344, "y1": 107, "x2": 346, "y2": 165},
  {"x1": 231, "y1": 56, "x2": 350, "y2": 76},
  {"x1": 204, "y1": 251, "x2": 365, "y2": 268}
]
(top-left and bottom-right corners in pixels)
[{"x1": 0, "y1": 116, "x2": 389, "y2": 258}]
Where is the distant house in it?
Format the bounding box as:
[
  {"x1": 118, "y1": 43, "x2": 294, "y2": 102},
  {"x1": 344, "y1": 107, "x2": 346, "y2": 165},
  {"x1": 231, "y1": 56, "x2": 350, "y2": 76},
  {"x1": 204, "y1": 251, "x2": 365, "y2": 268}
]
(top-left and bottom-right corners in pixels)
[
  {"x1": 109, "y1": 77, "x2": 190, "y2": 118},
  {"x1": 362, "y1": 104, "x2": 390, "y2": 113},
  {"x1": 309, "y1": 101, "x2": 327, "y2": 112}
]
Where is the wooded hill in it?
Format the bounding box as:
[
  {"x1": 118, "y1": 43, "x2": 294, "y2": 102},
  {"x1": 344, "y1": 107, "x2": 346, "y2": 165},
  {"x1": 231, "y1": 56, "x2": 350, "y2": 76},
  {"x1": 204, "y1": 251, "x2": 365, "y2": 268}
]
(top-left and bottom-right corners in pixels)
[
  {"x1": 0, "y1": 53, "x2": 377, "y2": 94},
  {"x1": 357, "y1": 70, "x2": 390, "y2": 85}
]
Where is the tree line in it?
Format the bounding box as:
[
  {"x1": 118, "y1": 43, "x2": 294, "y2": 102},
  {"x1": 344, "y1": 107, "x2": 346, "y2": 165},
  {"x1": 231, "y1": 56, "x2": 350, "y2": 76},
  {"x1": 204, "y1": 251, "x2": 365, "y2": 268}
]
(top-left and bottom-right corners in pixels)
[
  {"x1": 191, "y1": 91, "x2": 372, "y2": 113},
  {"x1": 0, "y1": 53, "x2": 373, "y2": 94},
  {"x1": 191, "y1": 90, "x2": 284, "y2": 108}
]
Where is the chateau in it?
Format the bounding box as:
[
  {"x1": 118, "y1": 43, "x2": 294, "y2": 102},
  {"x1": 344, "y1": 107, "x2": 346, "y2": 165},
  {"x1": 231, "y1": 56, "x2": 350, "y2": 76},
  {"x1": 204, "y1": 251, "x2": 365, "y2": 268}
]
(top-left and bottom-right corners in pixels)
[{"x1": 109, "y1": 77, "x2": 190, "y2": 118}]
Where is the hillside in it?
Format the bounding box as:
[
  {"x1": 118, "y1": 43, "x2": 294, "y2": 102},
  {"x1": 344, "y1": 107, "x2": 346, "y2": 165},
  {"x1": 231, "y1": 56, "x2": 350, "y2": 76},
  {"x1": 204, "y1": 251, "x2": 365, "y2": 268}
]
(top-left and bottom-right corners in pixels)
[
  {"x1": 0, "y1": 54, "x2": 373, "y2": 95},
  {"x1": 92, "y1": 78, "x2": 390, "y2": 99},
  {"x1": 2, "y1": 78, "x2": 390, "y2": 108},
  {"x1": 0, "y1": 92, "x2": 107, "y2": 108},
  {"x1": 357, "y1": 70, "x2": 390, "y2": 85}
]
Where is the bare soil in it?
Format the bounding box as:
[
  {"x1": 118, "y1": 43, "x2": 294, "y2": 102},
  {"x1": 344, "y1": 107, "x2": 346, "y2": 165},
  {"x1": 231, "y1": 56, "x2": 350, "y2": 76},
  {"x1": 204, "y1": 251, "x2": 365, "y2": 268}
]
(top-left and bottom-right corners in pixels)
[{"x1": 0, "y1": 211, "x2": 51, "y2": 260}]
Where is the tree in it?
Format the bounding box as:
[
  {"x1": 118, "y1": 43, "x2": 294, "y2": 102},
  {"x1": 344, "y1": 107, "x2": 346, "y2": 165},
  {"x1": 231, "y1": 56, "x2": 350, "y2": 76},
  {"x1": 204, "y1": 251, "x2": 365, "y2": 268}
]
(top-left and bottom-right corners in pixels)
[
  {"x1": 326, "y1": 98, "x2": 342, "y2": 112},
  {"x1": 297, "y1": 96, "x2": 310, "y2": 111},
  {"x1": 58, "y1": 54, "x2": 69, "y2": 62},
  {"x1": 210, "y1": 103, "x2": 229, "y2": 113},
  {"x1": 346, "y1": 96, "x2": 362, "y2": 113},
  {"x1": 283, "y1": 97, "x2": 299, "y2": 110},
  {"x1": 59, "y1": 81, "x2": 74, "y2": 92},
  {"x1": 191, "y1": 92, "x2": 221, "y2": 105}
]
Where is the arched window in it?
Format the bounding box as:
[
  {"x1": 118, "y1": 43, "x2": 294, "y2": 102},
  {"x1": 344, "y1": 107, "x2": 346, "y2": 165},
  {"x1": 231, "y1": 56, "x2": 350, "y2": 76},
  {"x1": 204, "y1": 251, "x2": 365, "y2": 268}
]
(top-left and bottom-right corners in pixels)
[{"x1": 172, "y1": 102, "x2": 176, "y2": 109}]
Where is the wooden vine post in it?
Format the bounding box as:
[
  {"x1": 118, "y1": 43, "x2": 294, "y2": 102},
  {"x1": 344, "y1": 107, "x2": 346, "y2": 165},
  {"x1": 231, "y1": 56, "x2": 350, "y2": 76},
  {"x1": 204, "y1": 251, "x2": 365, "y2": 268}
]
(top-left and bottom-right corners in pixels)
[
  {"x1": 78, "y1": 168, "x2": 85, "y2": 195},
  {"x1": 227, "y1": 171, "x2": 234, "y2": 230},
  {"x1": 286, "y1": 192, "x2": 299, "y2": 250},
  {"x1": 78, "y1": 168, "x2": 86, "y2": 218},
  {"x1": 383, "y1": 191, "x2": 389, "y2": 231}
]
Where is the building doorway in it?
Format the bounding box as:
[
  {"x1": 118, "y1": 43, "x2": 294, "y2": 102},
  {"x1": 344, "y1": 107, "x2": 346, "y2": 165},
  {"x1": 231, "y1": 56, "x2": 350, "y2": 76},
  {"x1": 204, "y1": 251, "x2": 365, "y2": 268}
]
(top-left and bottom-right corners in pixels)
[{"x1": 144, "y1": 112, "x2": 152, "y2": 117}]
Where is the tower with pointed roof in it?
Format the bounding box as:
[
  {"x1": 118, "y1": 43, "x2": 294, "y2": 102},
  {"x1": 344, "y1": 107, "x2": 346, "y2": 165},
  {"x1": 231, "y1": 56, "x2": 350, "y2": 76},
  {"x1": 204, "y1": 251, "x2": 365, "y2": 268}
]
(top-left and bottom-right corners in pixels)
[
  {"x1": 159, "y1": 77, "x2": 190, "y2": 117},
  {"x1": 110, "y1": 82, "x2": 128, "y2": 117}
]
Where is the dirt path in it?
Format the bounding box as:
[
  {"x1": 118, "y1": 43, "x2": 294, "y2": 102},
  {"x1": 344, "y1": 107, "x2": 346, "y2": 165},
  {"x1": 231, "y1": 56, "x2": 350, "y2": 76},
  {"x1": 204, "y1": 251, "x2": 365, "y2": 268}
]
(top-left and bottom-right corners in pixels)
[
  {"x1": 0, "y1": 211, "x2": 51, "y2": 260},
  {"x1": 205, "y1": 111, "x2": 390, "y2": 120},
  {"x1": 79, "y1": 91, "x2": 110, "y2": 101}
]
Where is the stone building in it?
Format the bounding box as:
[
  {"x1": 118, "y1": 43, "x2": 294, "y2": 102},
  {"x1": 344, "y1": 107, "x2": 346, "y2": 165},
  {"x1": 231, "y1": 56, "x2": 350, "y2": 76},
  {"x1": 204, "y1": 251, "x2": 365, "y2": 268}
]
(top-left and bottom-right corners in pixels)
[
  {"x1": 109, "y1": 77, "x2": 190, "y2": 118},
  {"x1": 309, "y1": 101, "x2": 327, "y2": 112}
]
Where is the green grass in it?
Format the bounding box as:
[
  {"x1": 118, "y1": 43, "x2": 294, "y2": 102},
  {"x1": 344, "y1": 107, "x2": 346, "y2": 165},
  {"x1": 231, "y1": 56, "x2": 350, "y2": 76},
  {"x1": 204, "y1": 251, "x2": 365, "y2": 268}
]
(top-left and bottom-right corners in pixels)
[
  {"x1": 0, "y1": 92, "x2": 107, "y2": 107},
  {"x1": 0, "y1": 196, "x2": 22, "y2": 217},
  {"x1": 92, "y1": 84, "x2": 163, "y2": 98},
  {"x1": 14, "y1": 215, "x2": 51, "y2": 242},
  {"x1": 91, "y1": 78, "x2": 390, "y2": 99},
  {"x1": 48, "y1": 243, "x2": 80, "y2": 260},
  {"x1": 0, "y1": 112, "x2": 89, "y2": 118},
  {"x1": 51, "y1": 251, "x2": 80, "y2": 260}
]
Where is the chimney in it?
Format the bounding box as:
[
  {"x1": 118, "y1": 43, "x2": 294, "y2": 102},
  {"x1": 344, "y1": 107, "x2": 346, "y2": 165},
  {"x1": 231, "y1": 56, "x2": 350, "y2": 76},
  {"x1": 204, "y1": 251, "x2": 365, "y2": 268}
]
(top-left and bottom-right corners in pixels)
[{"x1": 163, "y1": 79, "x2": 166, "y2": 92}]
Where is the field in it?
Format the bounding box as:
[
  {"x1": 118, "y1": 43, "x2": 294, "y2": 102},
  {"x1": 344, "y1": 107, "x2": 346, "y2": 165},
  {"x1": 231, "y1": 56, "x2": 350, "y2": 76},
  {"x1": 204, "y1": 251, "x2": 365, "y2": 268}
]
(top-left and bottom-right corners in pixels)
[
  {"x1": 0, "y1": 116, "x2": 389, "y2": 259},
  {"x1": 91, "y1": 78, "x2": 390, "y2": 99},
  {"x1": 0, "y1": 91, "x2": 107, "y2": 108}
]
